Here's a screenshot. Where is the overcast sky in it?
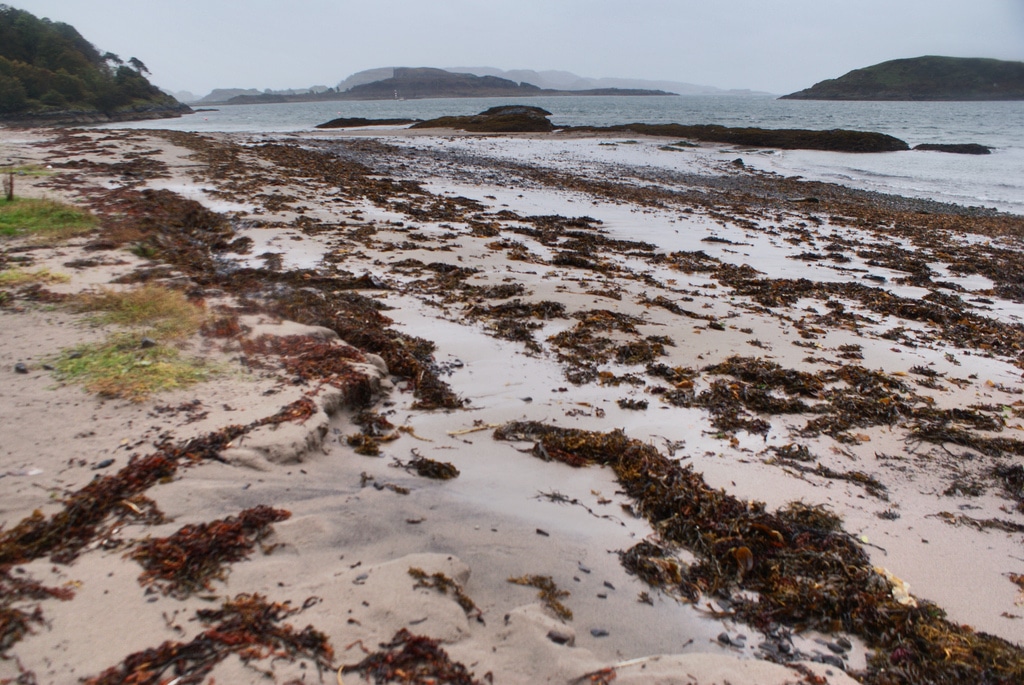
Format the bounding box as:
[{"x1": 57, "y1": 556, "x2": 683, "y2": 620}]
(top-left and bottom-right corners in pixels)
[{"x1": 9, "y1": 0, "x2": 1024, "y2": 95}]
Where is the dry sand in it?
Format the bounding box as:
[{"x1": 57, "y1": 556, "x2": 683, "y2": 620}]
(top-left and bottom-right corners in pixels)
[{"x1": 1, "y1": 123, "x2": 1022, "y2": 684}]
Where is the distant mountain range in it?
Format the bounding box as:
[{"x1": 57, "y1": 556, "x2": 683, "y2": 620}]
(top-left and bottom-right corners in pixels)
[
  {"x1": 192, "y1": 66, "x2": 770, "y2": 104},
  {"x1": 782, "y1": 56, "x2": 1024, "y2": 101}
]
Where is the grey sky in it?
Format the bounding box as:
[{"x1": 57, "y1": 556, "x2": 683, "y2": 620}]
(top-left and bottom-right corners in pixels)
[{"x1": 9, "y1": 0, "x2": 1024, "y2": 95}]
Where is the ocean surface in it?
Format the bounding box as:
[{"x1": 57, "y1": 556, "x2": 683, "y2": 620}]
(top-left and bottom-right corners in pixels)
[{"x1": 99, "y1": 95, "x2": 1024, "y2": 215}]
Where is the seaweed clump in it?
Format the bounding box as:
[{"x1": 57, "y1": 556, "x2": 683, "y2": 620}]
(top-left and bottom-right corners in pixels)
[
  {"x1": 0, "y1": 566, "x2": 75, "y2": 654},
  {"x1": 493, "y1": 421, "x2": 1024, "y2": 684},
  {"x1": 507, "y1": 574, "x2": 572, "y2": 620},
  {"x1": 84, "y1": 593, "x2": 333, "y2": 685},
  {"x1": 342, "y1": 628, "x2": 486, "y2": 685},
  {"x1": 398, "y1": 451, "x2": 460, "y2": 480},
  {"x1": 131, "y1": 506, "x2": 291, "y2": 598},
  {"x1": 408, "y1": 567, "x2": 482, "y2": 622}
]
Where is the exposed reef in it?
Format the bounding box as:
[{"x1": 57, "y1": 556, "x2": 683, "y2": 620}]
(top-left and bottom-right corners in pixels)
[
  {"x1": 315, "y1": 117, "x2": 420, "y2": 129},
  {"x1": 913, "y1": 143, "x2": 992, "y2": 155}
]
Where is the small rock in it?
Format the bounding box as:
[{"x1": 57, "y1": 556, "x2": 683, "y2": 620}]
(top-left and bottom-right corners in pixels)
[
  {"x1": 14, "y1": 362, "x2": 28, "y2": 374},
  {"x1": 827, "y1": 641, "x2": 847, "y2": 654},
  {"x1": 590, "y1": 628, "x2": 609, "y2": 638},
  {"x1": 92, "y1": 459, "x2": 115, "y2": 470},
  {"x1": 536, "y1": 528, "x2": 549, "y2": 537},
  {"x1": 139, "y1": 337, "x2": 157, "y2": 349},
  {"x1": 814, "y1": 654, "x2": 846, "y2": 670},
  {"x1": 547, "y1": 630, "x2": 574, "y2": 646},
  {"x1": 603, "y1": 581, "x2": 615, "y2": 590}
]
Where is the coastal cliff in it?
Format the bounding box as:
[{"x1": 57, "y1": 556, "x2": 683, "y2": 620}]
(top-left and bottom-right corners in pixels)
[{"x1": 781, "y1": 56, "x2": 1024, "y2": 101}]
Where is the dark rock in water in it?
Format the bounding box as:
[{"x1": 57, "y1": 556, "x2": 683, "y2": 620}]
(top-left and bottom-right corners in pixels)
[
  {"x1": 315, "y1": 117, "x2": 419, "y2": 129},
  {"x1": 567, "y1": 122, "x2": 909, "y2": 153},
  {"x1": 913, "y1": 143, "x2": 992, "y2": 155},
  {"x1": 412, "y1": 105, "x2": 555, "y2": 133}
]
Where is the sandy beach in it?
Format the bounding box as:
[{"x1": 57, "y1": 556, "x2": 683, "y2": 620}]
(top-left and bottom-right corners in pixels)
[{"x1": 1, "y1": 123, "x2": 1022, "y2": 684}]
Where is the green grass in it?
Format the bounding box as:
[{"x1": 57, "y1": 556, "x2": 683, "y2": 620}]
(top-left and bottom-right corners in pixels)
[
  {"x1": 50, "y1": 334, "x2": 215, "y2": 402},
  {"x1": 0, "y1": 267, "x2": 70, "y2": 286},
  {"x1": 0, "y1": 197, "x2": 96, "y2": 239},
  {"x1": 54, "y1": 284, "x2": 216, "y2": 401},
  {"x1": 74, "y1": 284, "x2": 207, "y2": 339},
  {"x1": 0, "y1": 164, "x2": 55, "y2": 177}
]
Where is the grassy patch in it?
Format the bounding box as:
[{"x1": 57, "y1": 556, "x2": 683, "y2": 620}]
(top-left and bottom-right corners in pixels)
[
  {"x1": 51, "y1": 334, "x2": 215, "y2": 402},
  {"x1": 0, "y1": 164, "x2": 54, "y2": 177},
  {"x1": 74, "y1": 284, "x2": 206, "y2": 339},
  {"x1": 0, "y1": 267, "x2": 69, "y2": 286},
  {"x1": 54, "y1": 285, "x2": 214, "y2": 400},
  {"x1": 0, "y1": 197, "x2": 96, "y2": 239}
]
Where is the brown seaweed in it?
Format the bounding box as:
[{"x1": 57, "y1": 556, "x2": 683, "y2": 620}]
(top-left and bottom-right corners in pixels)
[
  {"x1": 408, "y1": 567, "x2": 482, "y2": 622},
  {"x1": 493, "y1": 421, "x2": 1024, "y2": 684},
  {"x1": 84, "y1": 593, "x2": 333, "y2": 685},
  {"x1": 131, "y1": 506, "x2": 291, "y2": 598},
  {"x1": 507, "y1": 574, "x2": 573, "y2": 621},
  {"x1": 342, "y1": 628, "x2": 486, "y2": 685}
]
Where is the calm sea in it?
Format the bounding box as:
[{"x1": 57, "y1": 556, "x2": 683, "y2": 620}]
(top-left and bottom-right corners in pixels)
[{"x1": 99, "y1": 95, "x2": 1024, "y2": 215}]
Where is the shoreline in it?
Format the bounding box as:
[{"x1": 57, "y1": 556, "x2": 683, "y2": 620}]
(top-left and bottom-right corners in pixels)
[{"x1": 1, "y1": 125, "x2": 1022, "y2": 684}]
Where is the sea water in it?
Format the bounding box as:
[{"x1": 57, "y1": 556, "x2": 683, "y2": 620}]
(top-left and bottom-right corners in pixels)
[{"x1": 97, "y1": 95, "x2": 1024, "y2": 215}]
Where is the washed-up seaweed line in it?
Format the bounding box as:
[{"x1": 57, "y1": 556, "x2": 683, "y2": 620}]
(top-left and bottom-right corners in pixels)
[
  {"x1": 84, "y1": 593, "x2": 334, "y2": 685},
  {"x1": 45, "y1": 132, "x2": 464, "y2": 409},
  {"x1": 493, "y1": 421, "x2": 1024, "y2": 685}
]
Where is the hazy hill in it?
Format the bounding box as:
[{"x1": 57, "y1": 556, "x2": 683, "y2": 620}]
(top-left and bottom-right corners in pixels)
[
  {"x1": 0, "y1": 5, "x2": 189, "y2": 122},
  {"x1": 781, "y1": 56, "x2": 1024, "y2": 101},
  {"x1": 447, "y1": 67, "x2": 768, "y2": 96}
]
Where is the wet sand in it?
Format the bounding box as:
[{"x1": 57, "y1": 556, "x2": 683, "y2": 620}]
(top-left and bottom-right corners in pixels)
[{"x1": 1, "y1": 124, "x2": 1022, "y2": 684}]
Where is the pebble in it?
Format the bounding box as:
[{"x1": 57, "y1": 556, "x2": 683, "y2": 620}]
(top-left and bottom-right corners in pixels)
[
  {"x1": 590, "y1": 628, "x2": 609, "y2": 638},
  {"x1": 140, "y1": 337, "x2": 157, "y2": 349},
  {"x1": 547, "y1": 630, "x2": 573, "y2": 645},
  {"x1": 14, "y1": 362, "x2": 28, "y2": 374}
]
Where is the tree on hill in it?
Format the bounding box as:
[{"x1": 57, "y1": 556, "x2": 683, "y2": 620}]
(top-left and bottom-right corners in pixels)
[{"x1": 0, "y1": 4, "x2": 183, "y2": 117}]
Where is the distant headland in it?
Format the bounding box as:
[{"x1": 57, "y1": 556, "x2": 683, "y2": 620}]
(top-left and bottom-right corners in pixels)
[
  {"x1": 216, "y1": 67, "x2": 675, "y2": 105},
  {"x1": 781, "y1": 56, "x2": 1024, "y2": 101},
  {"x1": 0, "y1": 6, "x2": 190, "y2": 125}
]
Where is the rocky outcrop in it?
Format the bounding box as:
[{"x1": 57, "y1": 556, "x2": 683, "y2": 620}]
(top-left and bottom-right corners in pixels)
[
  {"x1": 315, "y1": 117, "x2": 419, "y2": 129},
  {"x1": 411, "y1": 106, "x2": 555, "y2": 133}
]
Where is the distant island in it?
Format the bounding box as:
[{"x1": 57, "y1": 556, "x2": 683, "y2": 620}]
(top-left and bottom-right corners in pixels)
[
  {"x1": 210, "y1": 67, "x2": 675, "y2": 105},
  {"x1": 781, "y1": 56, "x2": 1024, "y2": 101},
  {"x1": 0, "y1": 6, "x2": 189, "y2": 124}
]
